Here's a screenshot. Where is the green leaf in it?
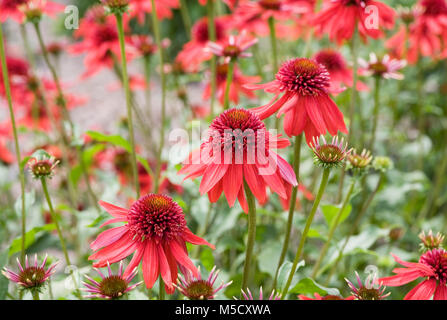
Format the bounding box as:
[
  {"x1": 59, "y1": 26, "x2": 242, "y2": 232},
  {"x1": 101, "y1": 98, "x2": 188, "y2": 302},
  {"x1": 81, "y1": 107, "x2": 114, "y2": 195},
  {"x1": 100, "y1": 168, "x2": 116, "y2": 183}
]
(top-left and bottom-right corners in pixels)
[
  {"x1": 8, "y1": 224, "x2": 56, "y2": 257},
  {"x1": 86, "y1": 130, "x2": 152, "y2": 175},
  {"x1": 0, "y1": 250, "x2": 9, "y2": 300},
  {"x1": 14, "y1": 191, "x2": 35, "y2": 215},
  {"x1": 200, "y1": 248, "x2": 215, "y2": 271},
  {"x1": 277, "y1": 260, "x2": 305, "y2": 292},
  {"x1": 321, "y1": 203, "x2": 352, "y2": 229},
  {"x1": 290, "y1": 277, "x2": 340, "y2": 297},
  {"x1": 86, "y1": 131, "x2": 131, "y2": 151},
  {"x1": 257, "y1": 241, "x2": 282, "y2": 277}
]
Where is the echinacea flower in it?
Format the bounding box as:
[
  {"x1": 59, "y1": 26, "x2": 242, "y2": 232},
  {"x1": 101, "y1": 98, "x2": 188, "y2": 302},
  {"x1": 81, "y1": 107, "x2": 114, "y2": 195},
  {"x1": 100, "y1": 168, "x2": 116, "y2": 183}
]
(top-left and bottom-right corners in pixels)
[
  {"x1": 178, "y1": 108, "x2": 298, "y2": 213},
  {"x1": 380, "y1": 249, "x2": 447, "y2": 300},
  {"x1": 2, "y1": 254, "x2": 58, "y2": 292},
  {"x1": 246, "y1": 58, "x2": 348, "y2": 144},
  {"x1": 359, "y1": 53, "x2": 406, "y2": 80},
  {"x1": 27, "y1": 149, "x2": 60, "y2": 179},
  {"x1": 69, "y1": 5, "x2": 135, "y2": 79},
  {"x1": 207, "y1": 30, "x2": 258, "y2": 62},
  {"x1": 314, "y1": 49, "x2": 368, "y2": 93},
  {"x1": 176, "y1": 17, "x2": 227, "y2": 72},
  {"x1": 203, "y1": 63, "x2": 261, "y2": 106},
  {"x1": 89, "y1": 194, "x2": 214, "y2": 294},
  {"x1": 0, "y1": 0, "x2": 29, "y2": 23},
  {"x1": 419, "y1": 230, "x2": 445, "y2": 252},
  {"x1": 83, "y1": 261, "x2": 142, "y2": 299},
  {"x1": 310, "y1": 135, "x2": 351, "y2": 168},
  {"x1": 18, "y1": 0, "x2": 64, "y2": 23},
  {"x1": 298, "y1": 293, "x2": 355, "y2": 300},
  {"x1": 232, "y1": 0, "x2": 311, "y2": 38},
  {"x1": 235, "y1": 287, "x2": 282, "y2": 300},
  {"x1": 128, "y1": 0, "x2": 179, "y2": 24},
  {"x1": 347, "y1": 148, "x2": 372, "y2": 169},
  {"x1": 372, "y1": 156, "x2": 393, "y2": 172},
  {"x1": 176, "y1": 266, "x2": 232, "y2": 300},
  {"x1": 313, "y1": 0, "x2": 395, "y2": 45},
  {"x1": 345, "y1": 271, "x2": 390, "y2": 300}
]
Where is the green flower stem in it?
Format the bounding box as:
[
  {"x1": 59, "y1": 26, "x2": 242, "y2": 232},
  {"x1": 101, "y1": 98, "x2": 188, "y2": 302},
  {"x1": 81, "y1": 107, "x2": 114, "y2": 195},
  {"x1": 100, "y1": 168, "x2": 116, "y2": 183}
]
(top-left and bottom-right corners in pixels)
[
  {"x1": 223, "y1": 58, "x2": 235, "y2": 110},
  {"x1": 79, "y1": 147, "x2": 101, "y2": 213},
  {"x1": 151, "y1": 0, "x2": 168, "y2": 194},
  {"x1": 272, "y1": 134, "x2": 302, "y2": 290},
  {"x1": 418, "y1": 143, "x2": 447, "y2": 225},
  {"x1": 0, "y1": 23, "x2": 27, "y2": 264},
  {"x1": 311, "y1": 178, "x2": 356, "y2": 279},
  {"x1": 282, "y1": 168, "x2": 330, "y2": 298},
  {"x1": 33, "y1": 22, "x2": 72, "y2": 130},
  {"x1": 337, "y1": 26, "x2": 359, "y2": 203},
  {"x1": 19, "y1": 24, "x2": 35, "y2": 69},
  {"x1": 268, "y1": 16, "x2": 278, "y2": 72},
  {"x1": 40, "y1": 178, "x2": 81, "y2": 298},
  {"x1": 207, "y1": 0, "x2": 217, "y2": 117},
  {"x1": 252, "y1": 43, "x2": 265, "y2": 80},
  {"x1": 241, "y1": 181, "x2": 257, "y2": 291},
  {"x1": 40, "y1": 178, "x2": 70, "y2": 266},
  {"x1": 115, "y1": 13, "x2": 140, "y2": 198},
  {"x1": 32, "y1": 291, "x2": 40, "y2": 300},
  {"x1": 179, "y1": 0, "x2": 192, "y2": 38},
  {"x1": 369, "y1": 77, "x2": 381, "y2": 152},
  {"x1": 325, "y1": 173, "x2": 384, "y2": 285},
  {"x1": 143, "y1": 55, "x2": 152, "y2": 124},
  {"x1": 159, "y1": 277, "x2": 165, "y2": 300},
  {"x1": 192, "y1": 203, "x2": 214, "y2": 259}
]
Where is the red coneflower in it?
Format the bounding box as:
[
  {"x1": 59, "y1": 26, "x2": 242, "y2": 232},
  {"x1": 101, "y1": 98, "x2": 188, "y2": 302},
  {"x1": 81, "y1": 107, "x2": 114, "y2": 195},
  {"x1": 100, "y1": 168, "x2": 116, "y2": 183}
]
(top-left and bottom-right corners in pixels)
[
  {"x1": 89, "y1": 194, "x2": 214, "y2": 294},
  {"x1": 203, "y1": 63, "x2": 261, "y2": 106},
  {"x1": 178, "y1": 108, "x2": 297, "y2": 213},
  {"x1": 232, "y1": 0, "x2": 311, "y2": 38},
  {"x1": 388, "y1": 0, "x2": 447, "y2": 63},
  {"x1": 176, "y1": 266, "x2": 232, "y2": 300},
  {"x1": 380, "y1": 249, "x2": 447, "y2": 300},
  {"x1": 314, "y1": 49, "x2": 368, "y2": 93},
  {"x1": 0, "y1": 0, "x2": 28, "y2": 23},
  {"x1": 129, "y1": 0, "x2": 179, "y2": 24},
  {"x1": 176, "y1": 17, "x2": 227, "y2": 72},
  {"x1": 69, "y1": 5, "x2": 135, "y2": 79},
  {"x1": 207, "y1": 30, "x2": 258, "y2": 62},
  {"x1": 313, "y1": 0, "x2": 395, "y2": 45},
  {"x1": 246, "y1": 58, "x2": 348, "y2": 144},
  {"x1": 83, "y1": 261, "x2": 142, "y2": 299}
]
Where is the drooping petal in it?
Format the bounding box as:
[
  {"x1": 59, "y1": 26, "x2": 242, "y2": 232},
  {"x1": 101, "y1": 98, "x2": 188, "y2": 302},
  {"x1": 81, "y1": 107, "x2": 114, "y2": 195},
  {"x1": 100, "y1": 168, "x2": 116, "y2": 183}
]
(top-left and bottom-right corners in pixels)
[
  {"x1": 199, "y1": 163, "x2": 229, "y2": 194},
  {"x1": 170, "y1": 239, "x2": 199, "y2": 277},
  {"x1": 433, "y1": 284, "x2": 447, "y2": 300},
  {"x1": 223, "y1": 164, "x2": 243, "y2": 207},
  {"x1": 404, "y1": 279, "x2": 437, "y2": 300},
  {"x1": 157, "y1": 245, "x2": 173, "y2": 291},
  {"x1": 123, "y1": 243, "x2": 145, "y2": 278},
  {"x1": 142, "y1": 241, "x2": 159, "y2": 289},
  {"x1": 183, "y1": 227, "x2": 215, "y2": 249}
]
